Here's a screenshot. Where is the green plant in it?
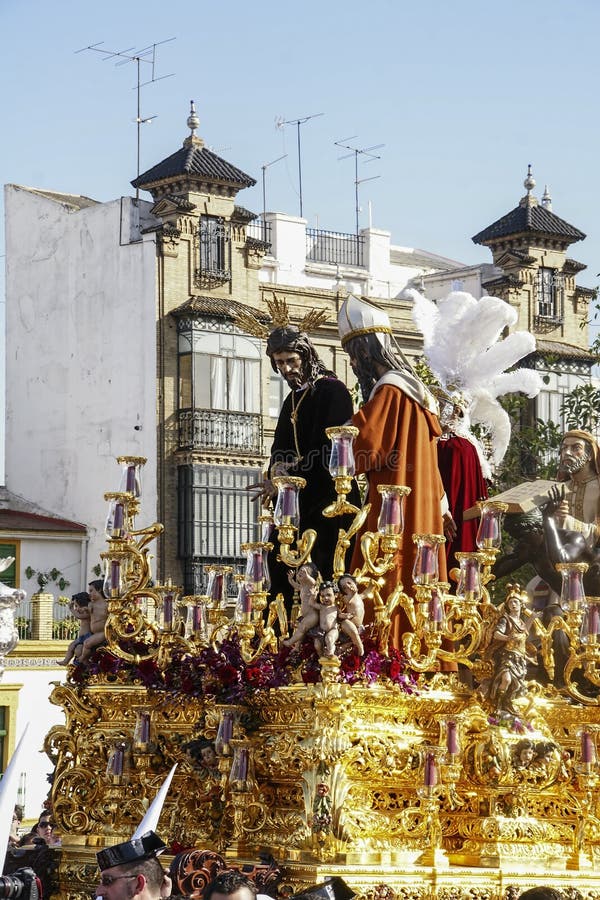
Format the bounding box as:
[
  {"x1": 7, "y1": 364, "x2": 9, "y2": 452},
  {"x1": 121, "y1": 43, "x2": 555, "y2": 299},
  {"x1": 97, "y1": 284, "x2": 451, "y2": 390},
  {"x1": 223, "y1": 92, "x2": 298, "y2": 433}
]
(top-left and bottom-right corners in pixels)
[{"x1": 24, "y1": 566, "x2": 70, "y2": 592}]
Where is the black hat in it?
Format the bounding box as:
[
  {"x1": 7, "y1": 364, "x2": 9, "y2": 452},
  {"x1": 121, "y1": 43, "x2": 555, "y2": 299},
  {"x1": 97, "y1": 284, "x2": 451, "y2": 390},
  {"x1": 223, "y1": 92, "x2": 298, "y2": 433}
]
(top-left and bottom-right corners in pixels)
[
  {"x1": 289, "y1": 878, "x2": 355, "y2": 900},
  {"x1": 97, "y1": 831, "x2": 166, "y2": 871}
]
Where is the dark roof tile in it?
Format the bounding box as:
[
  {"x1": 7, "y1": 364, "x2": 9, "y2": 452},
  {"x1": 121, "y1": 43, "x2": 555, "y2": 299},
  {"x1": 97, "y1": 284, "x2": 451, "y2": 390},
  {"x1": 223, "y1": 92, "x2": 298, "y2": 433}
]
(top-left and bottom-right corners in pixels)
[
  {"x1": 472, "y1": 202, "x2": 585, "y2": 245},
  {"x1": 132, "y1": 144, "x2": 255, "y2": 190}
]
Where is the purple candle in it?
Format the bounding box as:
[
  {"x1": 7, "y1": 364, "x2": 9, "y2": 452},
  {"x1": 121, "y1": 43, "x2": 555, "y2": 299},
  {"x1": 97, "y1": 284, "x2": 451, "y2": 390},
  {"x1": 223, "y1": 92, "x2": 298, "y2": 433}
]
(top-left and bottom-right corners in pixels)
[
  {"x1": 465, "y1": 560, "x2": 478, "y2": 592},
  {"x1": 582, "y1": 731, "x2": 596, "y2": 764},
  {"x1": 240, "y1": 585, "x2": 252, "y2": 615},
  {"x1": 337, "y1": 438, "x2": 349, "y2": 467},
  {"x1": 568, "y1": 572, "x2": 584, "y2": 602},
  {"x1": 139, "y1": 713, "x2": 150, "y2": 744},
  {"x1": 281, "y1": 486, "x2": 295, "y2": 517},
  {"x1": 446, "y1": 721, "x2": 459, "y2": 755},
  {"x1": 192, "y1": 604, "x2": 206, "y2": 632},
  {"x1": 112, "y1": 747, "x2": 124, "y2": 776},
  {"x1": 110, "y1": 560, "x2": 121, "y2": 593},
  {"x1": 234, "y1": 747, "x2": 249, "y2": 783},
  {"x1": 210, "y1": 573, "x2": 224, "y2": 602},
  {"x1": 420, "y1": 545, "x2": 437, "y2": 577},
  {"x1": 113, "y1": 502, "x2": 124, "y2": 532},
  {"x1": 429, "y1": 591, "x2": 444, "y2": 623},
  {"x1": 424, "y1": 752, "x2": 437, "y2": 787},
  {"x1": 251, "y1": 552, "x2": 263, "y2": 583},
  {"x1": 126, "y1": 465, "x2": 136, "y2": 493},
  {"x1": 589, "y1": 606, "x2": 600, "y2": 636},
  {"x1": 163, "y1": 594, "x2": 173, "y2": 628}
]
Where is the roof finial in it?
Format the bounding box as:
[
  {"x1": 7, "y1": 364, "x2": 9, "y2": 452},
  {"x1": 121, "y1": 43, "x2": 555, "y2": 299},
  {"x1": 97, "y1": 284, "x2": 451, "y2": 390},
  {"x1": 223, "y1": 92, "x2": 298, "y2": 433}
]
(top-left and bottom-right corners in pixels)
[
  {"x1": 187, "y1": 100, "x2": 200, "y2": 136},
  {"x1": 519, "y1": 163, "x2": 538, "y2": 208},
  {"x1": 541, "y1": 184, "x2": 552, "y2": 211},
  {"x1": 524, "y1": 163, "x2": 536, "y2": 195},
  {"x1": 183, "y1": 100, "x2": 204, "y2": 149}
]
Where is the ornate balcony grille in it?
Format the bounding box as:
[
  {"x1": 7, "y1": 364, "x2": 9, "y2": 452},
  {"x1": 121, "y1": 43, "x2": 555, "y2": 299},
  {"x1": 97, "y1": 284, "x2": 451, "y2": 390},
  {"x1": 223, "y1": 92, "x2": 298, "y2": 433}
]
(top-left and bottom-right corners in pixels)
[{"x1": 178, "y1": 408, "x2": 262, "y2": 454}]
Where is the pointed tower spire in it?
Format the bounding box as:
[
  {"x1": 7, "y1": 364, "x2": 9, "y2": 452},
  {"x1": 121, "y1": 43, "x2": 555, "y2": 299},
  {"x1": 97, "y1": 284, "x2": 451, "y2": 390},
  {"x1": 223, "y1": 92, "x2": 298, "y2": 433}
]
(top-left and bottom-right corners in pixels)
[{"x1": 541, "y1": 184, "x2": 552, "y2": 211}]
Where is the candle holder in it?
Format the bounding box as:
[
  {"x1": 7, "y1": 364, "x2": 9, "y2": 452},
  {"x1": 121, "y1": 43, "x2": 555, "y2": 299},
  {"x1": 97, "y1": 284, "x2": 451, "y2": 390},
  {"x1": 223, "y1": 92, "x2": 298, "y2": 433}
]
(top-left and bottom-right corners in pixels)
[
  {"x1": 116, "y1": 455, "x2": 146, "y2": 503},
  {"x1": 258, "y1": 511, "x2": 275, "y2": 543},
  {"x1": 557, "y1": 562, "x2": 588, "y2": 611},
  {"x1": 323, "y1": 426, "x2": 361, "y2": 517},
  {"x1": 412, "y1": 533, "x2": 445, "y2": 585},
  {"x1": 475, "y1": 500, "x2": 508, "y2": 586},
  {"x1": 182, "y1": 595, "x2": 209, "y2": 646},
  {"x1": 272, "y1": 476, "x2": 316, "y2": 568},
  {"x1": 205, "y1": 565, "x2": 232, "y2": 609},
  {"x1": 566, "y1": 727, "x2": 600, "y2": 870},
  {"x1": 104, "y1": 491, "x2": 131, "y2": 540},
  {"x1": 106, "y1": 741, "x2": 129, "y2": 786},
  {"x1": 133, "y1": 709, "x2": 152, "y2": 751},
  {"x1": 581, "y1": 600, "x2": 600, "y2": 645},
  {"x1": 377, "y1": 485, "x2": 411, "y2": 544},
  {"x1": 453, "y1": 552, "x2": 484, "y2": 605},
  {"x1": 399, "y1": 746, "x2": 449, "y2": 868},
  {"x1": 214, "y1": 710, "x2": 235, "y2": 758}
]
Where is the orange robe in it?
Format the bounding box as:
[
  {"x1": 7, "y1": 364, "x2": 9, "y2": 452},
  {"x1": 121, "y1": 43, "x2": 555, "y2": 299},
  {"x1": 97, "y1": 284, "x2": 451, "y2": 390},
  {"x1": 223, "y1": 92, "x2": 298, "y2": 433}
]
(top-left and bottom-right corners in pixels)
[{"x1": 351, "y1": 382, "x2": 447, "y2": 651}]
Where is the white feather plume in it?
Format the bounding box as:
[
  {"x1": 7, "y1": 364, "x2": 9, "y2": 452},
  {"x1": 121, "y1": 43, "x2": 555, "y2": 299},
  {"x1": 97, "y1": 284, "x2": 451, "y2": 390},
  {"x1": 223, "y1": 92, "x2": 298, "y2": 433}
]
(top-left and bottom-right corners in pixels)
[{"x1": 410, "y1": 289, "x2": 542, "y2": 470}]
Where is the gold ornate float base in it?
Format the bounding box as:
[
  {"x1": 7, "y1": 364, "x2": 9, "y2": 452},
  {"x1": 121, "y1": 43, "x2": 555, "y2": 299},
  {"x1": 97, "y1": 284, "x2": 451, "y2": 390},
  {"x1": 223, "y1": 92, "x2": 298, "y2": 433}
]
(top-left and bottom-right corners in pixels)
[{"x1": 46, "y1": 672, "x2": 600, "y2": 900}]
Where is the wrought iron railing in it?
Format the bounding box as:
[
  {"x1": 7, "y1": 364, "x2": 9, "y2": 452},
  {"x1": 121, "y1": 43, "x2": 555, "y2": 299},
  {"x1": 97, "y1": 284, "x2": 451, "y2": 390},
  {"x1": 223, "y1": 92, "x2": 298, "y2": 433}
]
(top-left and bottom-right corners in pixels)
[
  {"x1": 306, "y1": 228, "x2": 365, "y2": 267},
  {"x1": 246, "y1": 219, "x2": 272, "y2": 245},
  {"x1": 178, "y1": 408, "x2": 262, "y2": 454}
]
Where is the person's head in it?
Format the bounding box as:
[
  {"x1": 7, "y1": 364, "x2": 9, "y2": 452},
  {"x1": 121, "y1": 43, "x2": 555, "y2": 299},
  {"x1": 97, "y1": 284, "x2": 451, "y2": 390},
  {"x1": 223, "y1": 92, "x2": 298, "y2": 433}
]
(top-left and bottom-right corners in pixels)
[
  {"x1": 516, "y1": 740, "x2": 535, "y2": 765},
  {"x1": 89, "y1": 580, "x2": 106, "y2": 601},
  {"x1": 296, "y1": 562, "x2": 319, "y2": 585},
  {"x1": 318, "y1": 581, "x2": 336, "y2": 605},
  {"x1": 36, "y1": 814, "x2": 54, "y2": 842},
  {"x1": 204, "y1": 870, "x2": 257, "y2": 900},
  {"x1": 518, "y1": 889, "x2": 565, "y2": 900},
  {"x1": 338, "y1": 574, "x2": 358, "y2": 597},
  {"x1": 266, "y1": 326, "x2": 330, "y2": 390},
  {"x1": 10, "y1": 805, "x2": 23, "y2": 840},
  {"x1": 506, "y1": 592, "x2": 522, "y2": 616},
  {"x1": 71, "y1": 591, "x2": 90, "y2": 615},
  {"x1": 185, "y1": 738, "x2": 218, "y2": 769},
  {"x1": 96, "y1": 832, "x2": 167, "y2": 900},
  {"x1": 343, "y1": 333, "x2": 399, "y2": 402},
  {"x1": 559, "y1": 432, "x2": 598, "y2": 478}
]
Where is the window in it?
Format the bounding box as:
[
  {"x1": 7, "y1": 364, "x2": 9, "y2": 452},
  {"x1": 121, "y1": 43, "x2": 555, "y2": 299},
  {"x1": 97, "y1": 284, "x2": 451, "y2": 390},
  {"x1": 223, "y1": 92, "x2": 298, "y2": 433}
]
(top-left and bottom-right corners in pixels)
[
  {"x1": 178, "y1": 328, "x2": 261, "y2": 413},
  {"x1": 178, "y1": 465, "x2": 262, "y2": 592},
  {"x1": 197, "y1": 216, "x2": 231, "y2": 284},
  {"x1": 535, "y1": 267, "x2": 563, "y2": 322},
  {"x1": 0, "y1": 543, "x2": 19, "y2": 588},
  {"x1": 269, "y1": 373, "x2": 286, "y2": 418}
]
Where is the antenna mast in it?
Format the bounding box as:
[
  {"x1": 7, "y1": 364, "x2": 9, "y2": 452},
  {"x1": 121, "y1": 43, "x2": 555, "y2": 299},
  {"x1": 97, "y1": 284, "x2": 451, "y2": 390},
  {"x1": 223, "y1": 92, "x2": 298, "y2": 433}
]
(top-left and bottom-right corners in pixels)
[
  {"x1": 277, "y1": 113, "x2": 324, "y2": 218},
  {"x1": 261, "y1": 155, "x2": 287, "y2": 241},
  {"x1": 76, "y1": 38, "x2": 176, "y2": 199},
  {"x1": 335, "y1": 137, "x2": 384, "y2": 237}
]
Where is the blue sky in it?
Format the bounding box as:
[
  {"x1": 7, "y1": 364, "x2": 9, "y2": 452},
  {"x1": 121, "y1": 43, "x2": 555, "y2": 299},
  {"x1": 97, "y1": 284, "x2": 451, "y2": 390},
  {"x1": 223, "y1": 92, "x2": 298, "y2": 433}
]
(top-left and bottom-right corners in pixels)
[
  {"x1": 1, "y1": 0, "x2": 599, "y2": 482},
  {"x1": 2, "y1": 0, "x2": 599, "y2": 273}
]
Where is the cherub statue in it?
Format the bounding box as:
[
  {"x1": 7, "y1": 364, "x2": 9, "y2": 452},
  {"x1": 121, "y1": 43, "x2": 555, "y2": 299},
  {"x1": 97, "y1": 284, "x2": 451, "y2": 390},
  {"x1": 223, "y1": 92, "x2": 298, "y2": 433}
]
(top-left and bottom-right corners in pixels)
[
  {"x1": 59, "y1": 592, "x2": 91, "y2": 665},
  {"x1": 283, "y1": 562, "x2": 320, "y2": 647},
  {"x1": 336, "y1": 573, "x2": 365, "y2": 656},
  {"x1": 482, "y1": 585, "x2": 539, "y2": 715},
  {"x1": 313, "y1": 581, "x2": 340, "y2": 658}
]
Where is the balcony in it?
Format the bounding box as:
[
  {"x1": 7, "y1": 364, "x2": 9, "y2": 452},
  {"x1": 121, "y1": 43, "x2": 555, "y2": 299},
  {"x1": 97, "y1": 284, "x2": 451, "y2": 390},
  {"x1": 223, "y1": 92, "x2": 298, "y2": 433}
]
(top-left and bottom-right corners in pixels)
[
  {"x1": 178, "y1": 408, "x2": 263, "y2": 454},
  {"x1": 306, "y1": 228, "x2": 365, "y2": 267}
]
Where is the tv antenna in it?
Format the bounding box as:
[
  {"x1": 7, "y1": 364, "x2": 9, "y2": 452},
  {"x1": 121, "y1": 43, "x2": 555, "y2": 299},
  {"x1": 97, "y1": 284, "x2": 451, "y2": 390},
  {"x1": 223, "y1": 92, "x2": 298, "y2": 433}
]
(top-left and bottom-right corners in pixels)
[
  {"x1": 276, "y1": 113, "x2": 324, "y2": 218},
  {"x1": 261, "y1": 154, "x2": 287, "y2": 241},
  {"x1": 76, "y1": 38, "x2": 176, "y2": 199},
  {"x1": 335, "y1": 137, "x2": 384, "y2": 237}
]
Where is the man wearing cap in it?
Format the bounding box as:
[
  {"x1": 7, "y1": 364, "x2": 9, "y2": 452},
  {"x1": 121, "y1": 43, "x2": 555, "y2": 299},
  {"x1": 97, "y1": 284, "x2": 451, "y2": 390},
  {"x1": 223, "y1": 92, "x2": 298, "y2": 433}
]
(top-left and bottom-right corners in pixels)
[
  {"x1": 96, "y1": 831, "x2": 171, "y2": 900},
  {"x1": 257, "y1": 323, "x2": 359, "y2": 610},
  {"x1": 553, "y1": 429, "x2": 600, "y2": 547},
  {"x1": 338, "y1": 294, "x2": 451, "y2": 652}
]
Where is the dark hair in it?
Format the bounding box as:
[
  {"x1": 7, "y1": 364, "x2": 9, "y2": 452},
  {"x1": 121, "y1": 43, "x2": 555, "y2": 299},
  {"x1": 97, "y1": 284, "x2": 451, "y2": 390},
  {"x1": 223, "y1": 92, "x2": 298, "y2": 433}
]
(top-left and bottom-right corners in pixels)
[
  {"x1": 72, "y1": 591, "x2": 90, "y2": 607},
  {"x1": 204, "y1": 871, "x2": 257, "y2": 900},
  {"x1": 319, "y1": 581, "x2": 336, "y2": 594},
  {"x1": 344, "y1": 332, "x2": 413, "y2": 402},
  {"x1": 298, "y1": 562, "x2": 320, "y2": 580},
  {"x1": 519, "y1": 889, "x2": 565, "y2": 900},
  {"x1": 13, "y1": 805, "x2": 23, "y2": 822},
  {"x1": 117, "y1": 857, "x2": 166, "y2": 891},
  {"x1": 88, "y1": 579, "x2": 106, "y2": 597},
  {"x1": 266, "y1": 326, "x2": 333, "y2": 387},
  {"x1": 338, "y1": 573, "x2": 357, "y2": 592}
]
